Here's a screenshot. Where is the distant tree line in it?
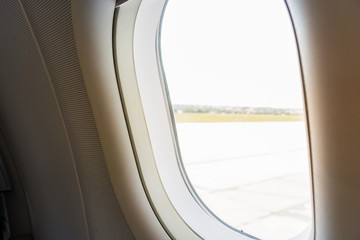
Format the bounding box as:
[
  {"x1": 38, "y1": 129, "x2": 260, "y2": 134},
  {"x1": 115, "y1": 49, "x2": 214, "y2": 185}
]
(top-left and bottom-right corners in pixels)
[{"x1": 173, "y1": 104, "x2": 304, "y2": 115}]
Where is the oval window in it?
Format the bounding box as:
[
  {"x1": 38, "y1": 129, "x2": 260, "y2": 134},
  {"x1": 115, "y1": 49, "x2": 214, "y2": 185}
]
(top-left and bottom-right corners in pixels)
[{"x1": 159, "y1": 0, "x2": 312, "y2": 239}]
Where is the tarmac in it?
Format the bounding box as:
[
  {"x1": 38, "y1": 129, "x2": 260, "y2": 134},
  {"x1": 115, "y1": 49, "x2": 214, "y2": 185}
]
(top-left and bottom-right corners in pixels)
[{"x1": 177, "y1": 122, "x2": 312, "y2": 240}]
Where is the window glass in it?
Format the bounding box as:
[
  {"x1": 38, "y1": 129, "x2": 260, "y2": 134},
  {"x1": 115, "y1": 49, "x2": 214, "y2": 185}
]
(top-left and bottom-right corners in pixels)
[{"x1": 160, "y1": 0, "x2": 312, "y2": 239}]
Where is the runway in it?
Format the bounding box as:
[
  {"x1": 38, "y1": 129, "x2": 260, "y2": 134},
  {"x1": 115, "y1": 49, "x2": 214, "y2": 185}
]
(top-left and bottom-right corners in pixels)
[{"x1": 176, "y1": 122, "x2": 312, "y2": 240}]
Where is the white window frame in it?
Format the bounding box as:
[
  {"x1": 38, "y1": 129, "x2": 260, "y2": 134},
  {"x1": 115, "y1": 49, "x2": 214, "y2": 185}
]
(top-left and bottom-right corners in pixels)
[{"x1": 114, "y1": 0, "x2": 314, "y2": 239}]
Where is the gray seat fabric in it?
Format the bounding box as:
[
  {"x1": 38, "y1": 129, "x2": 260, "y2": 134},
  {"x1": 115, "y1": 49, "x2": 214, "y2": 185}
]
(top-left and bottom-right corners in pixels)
[
  {"x1": 0, "y1": 130, "x2": 33, "y2": 240},
  {"x1": 0, "y1": 1, "x2": 134, "y2": 239}
]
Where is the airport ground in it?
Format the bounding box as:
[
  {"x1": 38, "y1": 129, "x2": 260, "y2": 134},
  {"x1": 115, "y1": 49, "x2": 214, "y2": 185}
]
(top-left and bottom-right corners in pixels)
[{"x1": 176, "y1": 120, "x2": 311, "y2": 240}]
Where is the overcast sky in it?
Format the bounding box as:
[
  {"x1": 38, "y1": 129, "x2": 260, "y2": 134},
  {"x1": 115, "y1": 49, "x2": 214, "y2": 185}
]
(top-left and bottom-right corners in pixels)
[{"x1": 160, "y1": 0, "x2": 304, "y2": 109}]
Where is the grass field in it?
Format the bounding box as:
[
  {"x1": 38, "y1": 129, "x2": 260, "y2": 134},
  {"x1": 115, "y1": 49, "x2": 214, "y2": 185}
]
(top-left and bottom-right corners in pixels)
[{"x1": 174, "y1": 112, "x2": 304, "y2": 123}]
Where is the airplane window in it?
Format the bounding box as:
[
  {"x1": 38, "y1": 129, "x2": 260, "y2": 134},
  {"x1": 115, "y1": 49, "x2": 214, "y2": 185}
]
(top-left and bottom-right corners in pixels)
[{"x1": 159, "y1": 0, "x2": 312, "y2": 239}]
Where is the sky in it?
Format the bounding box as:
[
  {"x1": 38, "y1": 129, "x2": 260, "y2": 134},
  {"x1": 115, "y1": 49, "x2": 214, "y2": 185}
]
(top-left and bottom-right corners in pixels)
[{"x1": 160, "y1": 0, "x2": 304, "y2": 109}]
